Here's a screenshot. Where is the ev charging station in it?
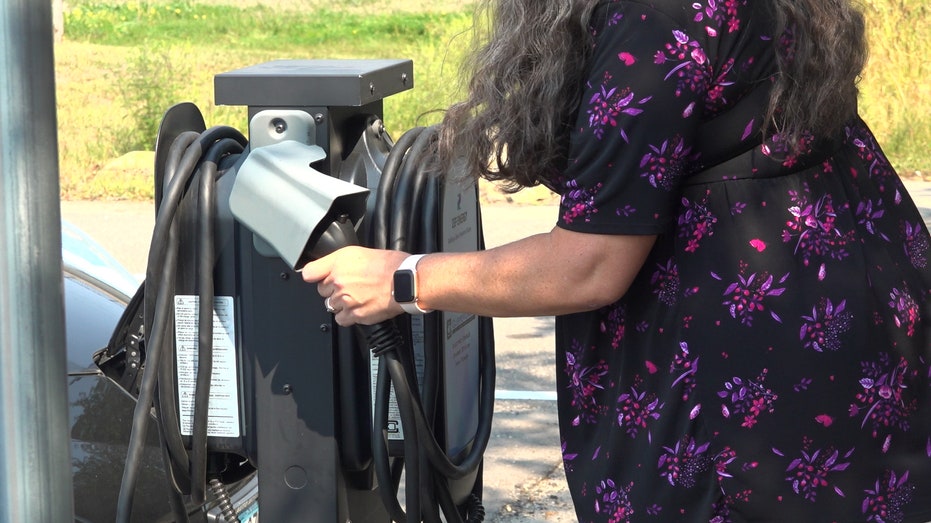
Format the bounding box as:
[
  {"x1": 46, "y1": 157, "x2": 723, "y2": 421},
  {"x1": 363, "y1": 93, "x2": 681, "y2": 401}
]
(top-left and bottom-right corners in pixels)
[{"x1": 105, "y1": 59, "x2": 495, "y2": 522}]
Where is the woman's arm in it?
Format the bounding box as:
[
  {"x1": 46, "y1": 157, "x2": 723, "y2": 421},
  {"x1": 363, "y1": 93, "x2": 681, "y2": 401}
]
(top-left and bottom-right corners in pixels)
[{"x1": 301, "y1": 226, "x2": 655, "y2": 326}]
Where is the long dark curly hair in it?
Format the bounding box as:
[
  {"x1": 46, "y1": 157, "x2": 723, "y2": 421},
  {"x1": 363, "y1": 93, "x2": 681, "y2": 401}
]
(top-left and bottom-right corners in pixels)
[
  {"x1": 767, "y1": 0, "x2": 867, "y2": 151},
  {"x1": 436, "y1": 0, "x2": 868, "y2": 191}
]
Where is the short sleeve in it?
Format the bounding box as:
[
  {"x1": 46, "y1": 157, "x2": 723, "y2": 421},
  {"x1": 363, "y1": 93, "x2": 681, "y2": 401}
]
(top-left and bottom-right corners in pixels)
[{"x1": 558, "y1": 1, "x2": 710, "y2": 235}]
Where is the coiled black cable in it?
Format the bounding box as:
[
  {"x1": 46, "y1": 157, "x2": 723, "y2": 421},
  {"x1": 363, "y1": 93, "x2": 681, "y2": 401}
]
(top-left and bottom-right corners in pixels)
[
  {"x1": 367, "y1": 125, "x2": 495, "y2": 523},
  {"x1": 192, "y1": 137, "x2": 245, "y2": 504},
  {"x1": 117, "y1": 126, "x2": 246, "y2": 523}
]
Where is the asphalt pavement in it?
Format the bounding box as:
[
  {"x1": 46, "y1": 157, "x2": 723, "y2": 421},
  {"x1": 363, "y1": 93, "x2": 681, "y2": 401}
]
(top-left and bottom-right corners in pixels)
[{"x1": 60, "y1": 178, "x2": 931, "y2": 522}]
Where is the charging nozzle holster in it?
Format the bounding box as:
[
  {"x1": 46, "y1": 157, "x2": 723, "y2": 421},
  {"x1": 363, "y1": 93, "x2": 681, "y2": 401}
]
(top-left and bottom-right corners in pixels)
[{"x1": 229, "y1": 139, "x2": 369, "y2": 270}]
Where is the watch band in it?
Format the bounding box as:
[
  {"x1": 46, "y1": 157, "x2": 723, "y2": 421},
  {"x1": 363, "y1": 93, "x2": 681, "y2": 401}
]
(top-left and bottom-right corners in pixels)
[{"x1": 393, "y1": 254, "x2": 432, "y2": 314}]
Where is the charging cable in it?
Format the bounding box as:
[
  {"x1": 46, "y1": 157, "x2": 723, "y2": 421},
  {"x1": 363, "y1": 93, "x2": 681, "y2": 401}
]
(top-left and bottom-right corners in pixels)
[
  {"x1": 117, "y1": 126, "x2": 247, "y2": 523},
  {"x1": 365, "y1": 125, "x2": 496, "y2": 523}
]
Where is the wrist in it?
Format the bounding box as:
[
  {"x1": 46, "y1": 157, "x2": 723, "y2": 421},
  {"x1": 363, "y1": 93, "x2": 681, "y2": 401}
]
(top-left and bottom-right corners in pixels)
[{"x1": 392, "y1": 253, "x2": 432, "y2": 314}]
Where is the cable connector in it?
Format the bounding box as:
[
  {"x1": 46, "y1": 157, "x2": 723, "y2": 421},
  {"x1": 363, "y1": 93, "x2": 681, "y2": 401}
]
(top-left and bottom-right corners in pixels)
[{"x1": 364, "y1": 322, "x2": 405, "y2": 357}]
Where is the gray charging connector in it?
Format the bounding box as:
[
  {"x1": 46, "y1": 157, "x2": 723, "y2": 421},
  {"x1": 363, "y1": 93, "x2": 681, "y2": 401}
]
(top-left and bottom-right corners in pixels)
[{"x1": 229, "y1": 110, "x2": 369, "y2": 270}]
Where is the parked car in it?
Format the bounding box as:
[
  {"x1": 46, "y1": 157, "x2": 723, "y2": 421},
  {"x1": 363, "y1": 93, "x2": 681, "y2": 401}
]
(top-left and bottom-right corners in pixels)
[{"x1": 62, "y1": 222, "x2": 257, "y2": 522}]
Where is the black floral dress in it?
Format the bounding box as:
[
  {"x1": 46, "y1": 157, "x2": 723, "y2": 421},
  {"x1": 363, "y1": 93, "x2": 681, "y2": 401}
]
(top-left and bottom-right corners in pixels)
[{"x1": 554, "y1": 1, "x2": 931, "y2": 521}]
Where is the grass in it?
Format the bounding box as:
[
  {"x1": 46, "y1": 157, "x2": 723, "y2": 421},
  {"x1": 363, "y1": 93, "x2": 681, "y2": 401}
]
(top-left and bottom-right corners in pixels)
[
  {"x1": 57, "y1": 1, "x2": 473, "y2": 199},
  {"x1": 55, "y1": 0, "x2": 930, "y2": 200},
  {"x1": 856, "y1": 0, "x2": 930, "y2": 177}
]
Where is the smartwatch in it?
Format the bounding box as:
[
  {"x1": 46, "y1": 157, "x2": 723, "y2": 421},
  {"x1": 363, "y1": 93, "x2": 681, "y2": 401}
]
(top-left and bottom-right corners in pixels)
[{"x1": 392, "y1": 254, "x2": 431, "y2": 314}]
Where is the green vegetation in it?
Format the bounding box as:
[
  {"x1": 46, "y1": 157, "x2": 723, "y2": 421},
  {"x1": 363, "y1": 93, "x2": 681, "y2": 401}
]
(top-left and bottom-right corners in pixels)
[
  {"x1": 56, "y1": 0, "x2": 929, "y2": 200},
  {"x1": 66, "y1": 2, "x2": 456, "y2": 51},
  {"x1": 57, "y1": 0, "x2": 473, "y2": 199},
  {"x1": 857, "y1": 0, "x2": 930, "y2": 177}
]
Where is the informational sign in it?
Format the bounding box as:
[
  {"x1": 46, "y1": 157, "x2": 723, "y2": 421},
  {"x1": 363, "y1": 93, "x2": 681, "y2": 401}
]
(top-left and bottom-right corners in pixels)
[
  {"x1": 174, "y1": 295, "x2": 241, "y2": 438},
  {"x1": 441, "y1": 177, "x2": 481, "y2": 457}
]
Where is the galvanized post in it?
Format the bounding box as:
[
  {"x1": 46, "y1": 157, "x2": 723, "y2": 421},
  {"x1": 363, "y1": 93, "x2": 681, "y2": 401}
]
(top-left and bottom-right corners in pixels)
[{"x1": 0, "y1": 0, "x2": 74, "y2": 521}]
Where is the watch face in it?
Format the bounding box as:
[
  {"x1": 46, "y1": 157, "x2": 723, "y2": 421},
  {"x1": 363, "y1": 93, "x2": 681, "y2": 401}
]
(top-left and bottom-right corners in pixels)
[{"x1": 393, "y1": 271, "x2": 416, "y2": 303}]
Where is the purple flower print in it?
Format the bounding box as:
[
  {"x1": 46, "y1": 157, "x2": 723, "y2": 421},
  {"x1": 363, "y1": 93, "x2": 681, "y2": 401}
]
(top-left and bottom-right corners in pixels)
[
  {"x1": 586, "y1": 84, "x2": 651, "y2": 140},
  {"x1": 655, "y1": 30, "x2": 713, "y2": 97},
  {"x1": 856, "y1": 198, "x2": 889, "y2": 240},
  {"x1": 658, "y1": 436, "x2": 712, "y2": 488},
  {"x1": 670, "y1": 342, "x2": 699, "y2": 401},
  {"x1": 713, "y1": 447, "x2": 738, "y2": 482},
  {"x1": 799, "y1": 298, "x2": 853, "y2": 352},
  {"x1": 862, "y1": 470, "x2": 916, "y2": 523},
  {"x1": 846, "y1": 123, "x2": 896, "y2": 181},
  {"x1": 564, "y1": 339, "x2": 610, "y2": 426},
  {"x1": 691, "y1": 0, "x2": 747, "y2": 37},
  {"x1": 703, "y1": 58, "x2": 738, "y2": 114},
  {"x1": 718, "y1": 369, "x2": 777, "y2": 428},
  {"x1": 616, "y1": 386, "x2": 665, "y2": 439},
  {"x1": 561, "y1": 439, "x2": 578, "y2": 474},
  {"x1": 561, "y1": 179, "x2": 602, "y2": 224},
  {"x1": 719, "y1": 262, "x2": 788, "y2": 326},
  {"x1": 691, "y1": 0, "x2": 721, "y2": 36},
  {"x1": 599, "y1": 303, "x2": 627, "y2": 349},
  {"x1": 615, "y1": 203, "x2": 637, "y2": 218},
  {"x1": 678, "y1": 189, "x2": 718, "y2": 252},
  {"x1": 782, "y1": 185, "x2": 853, "y2": 267},
  {"x1": 778, "y1": 23, "x2": 797, "y2": 66},
  {"x1": 594, "y1": 478, "x2": 635, "y2": 523},
  {"x1": 762, "y1": 131, "x2": 815, "y2": 167},
  {"x1": 780, "y1": 446, "x2": 853, "y2": 502},
  {"x1": 651, "y1": 258, "x2": 697, "y2": 305},
  {"x1": 850, "y1": 353, "x2": 918, "y2": 444},
  {"x1": 709, "y1": 486, "x2": 752, "y2": 523},
  {"x1": 888, "y1": 285, "x2": 920, "y2": 336},
  {"x1": 639, "y1": 135, "x2": 696, "y2": 190},
  {"x1": 902, "y1": 220, "x2": 929, "y2": 269}
]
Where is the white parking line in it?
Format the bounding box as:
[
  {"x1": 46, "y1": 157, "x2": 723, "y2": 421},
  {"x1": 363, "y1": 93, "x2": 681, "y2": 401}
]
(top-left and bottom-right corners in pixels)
[{"x1": 494, "y1": 390, "x2": 558, "y2": 401}]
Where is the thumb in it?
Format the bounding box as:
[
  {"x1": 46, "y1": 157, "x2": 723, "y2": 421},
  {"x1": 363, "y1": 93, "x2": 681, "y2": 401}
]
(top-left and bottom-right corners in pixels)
[{"x1": 300, "y1": 256, "x2": 331, "y2": 283}]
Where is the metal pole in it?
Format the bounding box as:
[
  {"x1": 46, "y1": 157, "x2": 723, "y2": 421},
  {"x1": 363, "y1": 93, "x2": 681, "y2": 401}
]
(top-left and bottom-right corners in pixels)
[{"x1": 0, "y1": 0, "x2": 74, "y2": 521}]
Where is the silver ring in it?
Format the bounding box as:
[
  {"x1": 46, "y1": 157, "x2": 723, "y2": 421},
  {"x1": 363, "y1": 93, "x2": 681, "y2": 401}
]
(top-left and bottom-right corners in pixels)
[{"x1": 324, "y1": 297, "x2": 337, "y2": 313}]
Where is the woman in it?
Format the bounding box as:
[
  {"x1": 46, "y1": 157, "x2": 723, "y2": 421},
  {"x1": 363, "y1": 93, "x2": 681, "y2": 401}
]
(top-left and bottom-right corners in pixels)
[{"x1": 303, "y1": 0, "x2": 931, "y2": 520}]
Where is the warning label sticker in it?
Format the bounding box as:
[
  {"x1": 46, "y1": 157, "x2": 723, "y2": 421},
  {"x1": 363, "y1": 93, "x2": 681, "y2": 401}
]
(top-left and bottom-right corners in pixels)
[{"x1": 174, "y1": 295, "x2": 241, "y2": 438}]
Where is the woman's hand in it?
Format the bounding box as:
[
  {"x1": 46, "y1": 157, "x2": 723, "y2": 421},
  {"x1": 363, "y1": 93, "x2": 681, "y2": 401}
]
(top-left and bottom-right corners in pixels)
[{"x1": 301, "y1": 246, "x2": 410, "y2": 326}]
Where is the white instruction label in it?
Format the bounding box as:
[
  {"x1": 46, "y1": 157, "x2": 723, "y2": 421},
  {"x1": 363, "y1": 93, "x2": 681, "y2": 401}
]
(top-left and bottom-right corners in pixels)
[
  {"x1": 174, "y1": 295, "x2": 241, "y2": 438},
  {"x1": 370, "y1": 315, "x2": 427, "y2": 441},
  {"x1": 370, "y1": 355, "x2": 404, "y2": 440}
]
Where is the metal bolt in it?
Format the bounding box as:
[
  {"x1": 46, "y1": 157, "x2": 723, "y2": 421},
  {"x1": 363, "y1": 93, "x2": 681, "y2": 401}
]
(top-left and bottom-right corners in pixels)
[
  {"x1": 282, "y1": 384, "x2": 293, "y2": 395},
  {"x1": 279, "y1": 272, "x2": 290, "y2": 281},
  {"x1": 320, "y1": 324, "x2": 330, "y2": 333},
  {"x1": 369, "y1": 82, "x2": 376, "y2": 95},
  {"x1": 401, "y1": 73, "x2": 408, "y2": 85},
  {"x1": 314, "y1": 113, "x2": 324, "y2": 124},
  {"x1": 271, "y1": 118, "x2": 287, "y2": 134}
]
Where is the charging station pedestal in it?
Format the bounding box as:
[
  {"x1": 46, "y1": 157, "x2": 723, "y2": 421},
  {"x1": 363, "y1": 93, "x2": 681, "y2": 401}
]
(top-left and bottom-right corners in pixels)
[
  {"x1": 215, "y1": 60, "x2": 414, "y2": 522},
  {"x1": 111, "y1": 57, "x2": 491, "y2": 522}
]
